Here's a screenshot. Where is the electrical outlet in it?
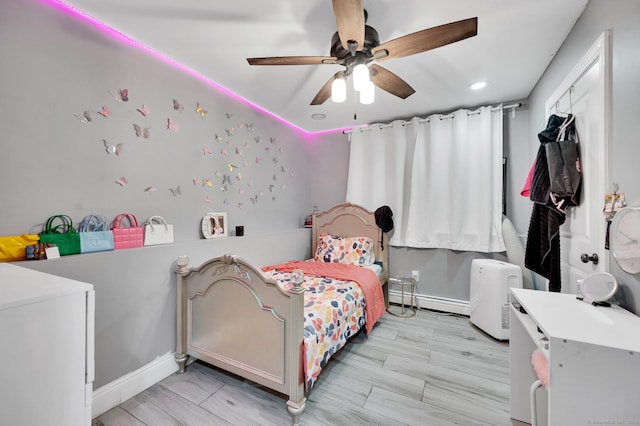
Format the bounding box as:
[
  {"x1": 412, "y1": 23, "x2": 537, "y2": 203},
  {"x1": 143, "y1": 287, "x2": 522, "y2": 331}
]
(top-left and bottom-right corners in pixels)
[{"x1": 411, "y1": 270, "x2": 419, "y2": 282}]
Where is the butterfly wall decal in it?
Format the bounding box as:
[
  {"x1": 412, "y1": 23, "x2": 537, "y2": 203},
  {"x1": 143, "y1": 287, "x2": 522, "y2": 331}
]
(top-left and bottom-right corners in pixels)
[
  {"x1": 272, "y1": 157, "x2": 278, "y2": 164},
  {"x1": 235, "y1": 147, "x2": 242, "y2": 155},
  {"x1": 144, "y1": 186, "x2": 157, "y2": 193},
  {"x1": 238, "y1": 188, "x2": 244, "y2": 195},
  {"x1": 270, "y1": 137, "x2": 276, "y2": 144},
  {"x1": 250, "y1": 195, "x2": 258, "y2": 205},
  {"x1": 246, "y1": 123, "x2": 254, "y2": 132},
  {"x1": 203, "y1": 179, "x2": 213, "y2": 187},
  {"x1": 169, "y1": 185, "x2": 182, "y2": 197},
  {"x1": 167, "y1": 118, "x2": 180, "y2": 132},
  {"x1": 242, "y1": 161, "x2": 248, "y2": 168},
  {"x1": 196, "y1": 102, "x2": 207, "y2": 118},
  {"x1": 281, "y1": 165, "x2": 287, "y2": 173},
  {"x1": 74, "y1": 110, "x2": 92, "y2": 123},
  {"x1": 228, "y1": 163, "x2": 237, "y2": 172},
  {"x1": 220, "y1": 185, "x2": 228, "y2": 192},
  {"x1": 254, "y1": 135, "x2": 262, "y2": 144},
  {"x1": 205, "y1": 196, "x2": 212, "y2": 204},
  {"x1": 103, "y1": 139, "x2": 124, "y2": 156},
  {"x1": 220, "y1": 148, "x2": 227, "y2": 155},
  {"x1": 214, "y1": 134, "x2": 223, "y2": 141},
  {"x1": 225, "y1": 128, "x2": 234, "y2": 137},
  {"x1": 137, "y1": 105, "x2": 150, "y2": 116},
  {"x1": 202, "y1": 146, "x2": 212, "y2": 156},
  {"x1": 172, "y1": 99, "x2": 184, "y2": 112},
  {"x1": 115, "y1": 176, "x2": 128, "y2": 187},
  {"x1": 225, "y1": 112, "x2": 233, "y2": 119},
  {"x1": 222, "y1": 175, "x2": 231, "y2": 185},
  {"x1": 235, "y1": 173, "x2": 242, "y2": 181},
  {"x1": 109, "y1": 89, "x2": 128, "y2": 102},
  {"x1": 268, "y1": 184, "x2": 274, "y2": 192},
  {"x1": 98, "y1": 106, "x2": 111, "y2": 118},
  {"x1": 133, "y1": 124, "x2": 150, "y2": 139}
]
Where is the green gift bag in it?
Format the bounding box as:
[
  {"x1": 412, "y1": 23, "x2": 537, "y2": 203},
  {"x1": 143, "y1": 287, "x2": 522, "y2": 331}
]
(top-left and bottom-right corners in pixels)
[{"x1": 40, "y1": 215, "x2": 81, "y2": 256}]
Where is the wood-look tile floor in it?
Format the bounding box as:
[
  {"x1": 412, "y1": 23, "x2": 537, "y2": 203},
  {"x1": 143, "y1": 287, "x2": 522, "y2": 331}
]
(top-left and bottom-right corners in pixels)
[{"x1": 93, "y1": 308, "x2": 526, "y2": 426}]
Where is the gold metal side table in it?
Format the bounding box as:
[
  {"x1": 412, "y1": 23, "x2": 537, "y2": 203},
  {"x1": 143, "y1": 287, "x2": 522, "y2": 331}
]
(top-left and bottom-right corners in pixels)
[{"x1": 387, "y1": 276, "x2": 416, "y2": 317}]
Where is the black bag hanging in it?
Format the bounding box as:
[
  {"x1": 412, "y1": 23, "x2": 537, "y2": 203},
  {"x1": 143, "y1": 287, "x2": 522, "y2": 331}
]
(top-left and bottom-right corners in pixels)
[
  {"x1": 374, "y1": 206, "x2": 394, "y2": 250},
  {"x1": 545, "y1": 115, "x2": 582, "y2": 212}
]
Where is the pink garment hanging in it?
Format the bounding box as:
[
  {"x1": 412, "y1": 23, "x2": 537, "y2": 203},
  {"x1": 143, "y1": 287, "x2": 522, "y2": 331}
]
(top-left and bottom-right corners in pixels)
[{"x1": 521, "y1": 160, "x2": 536, "y2": 197}]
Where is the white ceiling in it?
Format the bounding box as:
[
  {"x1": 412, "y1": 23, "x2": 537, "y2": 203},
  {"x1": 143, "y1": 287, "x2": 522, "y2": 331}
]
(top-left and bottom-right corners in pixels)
[{"x1": 61, "y1": 0, "x2": 589, "y2": 134}]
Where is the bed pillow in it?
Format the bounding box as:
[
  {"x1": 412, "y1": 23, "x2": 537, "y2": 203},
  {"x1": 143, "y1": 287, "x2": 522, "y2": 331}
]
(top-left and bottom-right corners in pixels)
[{"x1": 315, "y1": 233, "x2": 375, "y2": 267}]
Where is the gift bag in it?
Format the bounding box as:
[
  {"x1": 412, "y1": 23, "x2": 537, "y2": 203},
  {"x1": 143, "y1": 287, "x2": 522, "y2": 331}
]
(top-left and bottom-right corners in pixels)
[
  {"x1": 0, "y1": 234, "x2": 40, "y2": 262},
  {"x1": 143, "y1": 216, "x2": 174, "y2": 246},
  {"x1": 112, "y1": 213, "x2": 144, "y2": 250},
  {"x1": 39, "y1": 215, "x2": 81, "y2": 256},
  {"x1": 79, "y1": 214, "x2": 114, "y2": 253}
]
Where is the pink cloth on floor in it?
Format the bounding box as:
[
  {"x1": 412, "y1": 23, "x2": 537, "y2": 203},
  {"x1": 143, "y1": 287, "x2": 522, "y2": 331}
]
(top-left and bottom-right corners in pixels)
[{"x1": 262, "y1": 260, "x2": 386, "y2": 333}]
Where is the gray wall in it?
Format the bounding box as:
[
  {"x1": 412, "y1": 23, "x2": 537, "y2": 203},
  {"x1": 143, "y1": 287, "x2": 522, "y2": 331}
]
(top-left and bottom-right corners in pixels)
[
  {"x1": 526, "y1": 0, "x2": 640, "y2": 314},
  {"x1": 0, "y1": 0, "x2": 333, "y2": 389}
]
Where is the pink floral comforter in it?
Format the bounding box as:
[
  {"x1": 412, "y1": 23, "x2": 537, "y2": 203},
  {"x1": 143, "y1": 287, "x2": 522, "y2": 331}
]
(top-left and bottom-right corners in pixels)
[{"x1": 262, "y1": 261, "x2": 385, "y2": 391}]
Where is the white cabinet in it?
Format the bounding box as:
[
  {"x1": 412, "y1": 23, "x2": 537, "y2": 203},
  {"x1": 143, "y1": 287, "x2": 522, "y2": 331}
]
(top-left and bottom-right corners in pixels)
[
  {"x1": 510, "y1": 288, "x2": 640, "y2": 425},
  {"x1": 0, "y1": 263, "x2": 94, "y2": 426}
]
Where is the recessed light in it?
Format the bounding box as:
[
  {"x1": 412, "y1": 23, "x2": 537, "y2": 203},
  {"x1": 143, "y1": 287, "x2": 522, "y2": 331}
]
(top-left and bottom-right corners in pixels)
[
  {"x1": 311, "y1": 113, "x2": 326, "y2": 120},
  {"x1": 469, "y1": 81, "x2": 488, "y2": 91}
]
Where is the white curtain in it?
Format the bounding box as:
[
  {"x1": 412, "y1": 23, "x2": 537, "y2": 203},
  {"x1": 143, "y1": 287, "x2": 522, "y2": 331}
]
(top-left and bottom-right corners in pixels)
[{"x1": 346, "y1": 106, "x2": 505, "y2": 252}]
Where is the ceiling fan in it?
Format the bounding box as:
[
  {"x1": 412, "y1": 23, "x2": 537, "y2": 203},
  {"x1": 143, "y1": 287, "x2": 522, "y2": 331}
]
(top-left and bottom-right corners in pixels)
[{"x1": 247, "y1": 0, "x2": 478, "y2": 105}]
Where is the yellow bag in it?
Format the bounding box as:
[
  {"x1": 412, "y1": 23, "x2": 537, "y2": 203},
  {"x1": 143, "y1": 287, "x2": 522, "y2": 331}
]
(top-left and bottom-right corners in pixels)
[{"x1": 0, "y1": 234, "x2": 40, "y2": 262}]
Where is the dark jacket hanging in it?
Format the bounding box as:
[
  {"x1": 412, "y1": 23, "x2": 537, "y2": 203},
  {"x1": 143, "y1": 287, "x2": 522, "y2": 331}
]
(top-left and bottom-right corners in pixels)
[{"x1": 525, "y1": 114, "x2": 581, "y2": 292}]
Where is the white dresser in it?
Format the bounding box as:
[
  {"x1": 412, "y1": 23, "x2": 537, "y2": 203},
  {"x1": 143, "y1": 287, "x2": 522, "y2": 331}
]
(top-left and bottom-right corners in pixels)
[
  {"x1": 509, "y1": 288, "x2": 640, "y2": 425},
  {"x1": 0, "y1": 263, "x2": 95, "y2": 426}
]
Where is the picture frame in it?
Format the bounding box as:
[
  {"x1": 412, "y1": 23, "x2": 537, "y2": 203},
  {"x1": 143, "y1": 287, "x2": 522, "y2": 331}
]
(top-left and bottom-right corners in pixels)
[{"x1": 201, "y1": 212, "x2": 228, "y2": 239}]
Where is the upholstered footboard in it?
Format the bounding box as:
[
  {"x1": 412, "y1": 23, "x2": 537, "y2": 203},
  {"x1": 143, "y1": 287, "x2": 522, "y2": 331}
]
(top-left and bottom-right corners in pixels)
[{"x1": 175, "y1": 254, "x2": 306, "y2": 425}]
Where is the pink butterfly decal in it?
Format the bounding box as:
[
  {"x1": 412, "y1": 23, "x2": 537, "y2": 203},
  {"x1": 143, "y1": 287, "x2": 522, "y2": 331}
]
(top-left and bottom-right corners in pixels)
[
  {"x1": 255, "y1": 157, "x2": 262, "y2": 163},
  {"x1": 242, "y1": 161, "x2": 248, "y2": 168},
  {"x1": 74, "y1": 110, "x2": 92, "y2": 123},
  {"x1": 235, "y1": 147, "x2": 242, "y2": 155},
  {"x1": 133, "y1": 124, "x2": 150, "y2": 139},
  {"x1": 237, "y1": 123, "x2": 244, "y2": 129},
  {"x1": 115, "y1": 176, "x2": 128, "y2": 187},
  {"x1": 109, "y1": 89, "x2": 128, "y2": 102},
  {"x1": 279, "y1": 147, "x2": 284, "y2": 153},
  {"x1": 196, "y1": 102, "x2": 207, "y2": 118},
  {"x1": 220, "y1": 148, "x2": 227, "y2": 155},
  {"x1": 137, "y1": 105, "x2": 150, "y2": 116},
  {"x1": 238, "y1": 188, "x2": 244, "y2": 195},
  {"x1": 205, "y1": 196, "x2": 212, "y2": 204},
  {"x1": 192, "y1": 178, "x2": 201, "y2": 186},
  {"x1": 98, "y1": 106, "x2": 111, "y2": 118},
  {"x1": 203, "y1": 146, "x2": 212, "y2": 155},
  {"x1": 172, "y1": 99, "x2": 184, "y2": 112},
  {"x1": 167, "y1": 118, "x2": 180, "y2": 132}
]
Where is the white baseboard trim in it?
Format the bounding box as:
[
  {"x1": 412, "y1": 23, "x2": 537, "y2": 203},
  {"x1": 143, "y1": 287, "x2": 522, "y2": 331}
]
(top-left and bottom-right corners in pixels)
[
  {"x1": 92, "y1": 351, "x2": 178, "y2": 418},
  {"x1": 389, "y1": 290, "x2": 470, "y2": 316}
]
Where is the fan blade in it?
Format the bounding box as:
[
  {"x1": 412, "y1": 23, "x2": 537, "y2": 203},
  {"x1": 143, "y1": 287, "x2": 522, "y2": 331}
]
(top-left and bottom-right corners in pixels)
[
  {"x1": 369, "y1": 64, "x2": 415, "y2": 99},
  {"x1": 332, "y1": 0, "x2": 365, "y2": 51},
  {"x1": 310, "y1": 72, "x2": 341, "y2": 105},
  {"x1": 247, "y1": 56, "x2": 338, "y2": 66},
  {"x1": 372, "y1": 17, "x2": 477, "y2": 61}
]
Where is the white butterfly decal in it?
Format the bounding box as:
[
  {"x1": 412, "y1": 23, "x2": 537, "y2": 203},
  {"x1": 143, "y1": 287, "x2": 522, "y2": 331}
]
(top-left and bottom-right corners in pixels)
[
  {"x1": 133, "y1": 124, "x2": 150, "y2": 139},
  {"x1": 74, "y1": 110, "x2": 92, "y2": 123},
  {"x1": 144, "y1": 186, "x2": 157, "y2": 193},
  {"x1": 103, "y1": 139, "x2": 124, "y2": 156},
  {"x1": 169, "y1": 186, "x2": 182, "y2": 196}
]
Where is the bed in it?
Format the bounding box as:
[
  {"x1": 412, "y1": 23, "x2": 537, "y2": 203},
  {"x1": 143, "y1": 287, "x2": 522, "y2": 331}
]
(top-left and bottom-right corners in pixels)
[{"x1": 174, "y1": 203, "x2": 389, "y2": 425}]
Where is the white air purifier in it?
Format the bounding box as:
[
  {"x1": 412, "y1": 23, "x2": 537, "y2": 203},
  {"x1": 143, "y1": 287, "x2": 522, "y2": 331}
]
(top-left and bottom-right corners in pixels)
[{"x1": 470, "y1": 259, "x2": 523, "y2": 340}]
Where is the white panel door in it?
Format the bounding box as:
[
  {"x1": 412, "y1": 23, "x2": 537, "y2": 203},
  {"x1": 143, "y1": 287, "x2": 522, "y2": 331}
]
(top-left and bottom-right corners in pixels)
[{"x1": 545, "y1": 32, "x2": 611, "y2": 294}]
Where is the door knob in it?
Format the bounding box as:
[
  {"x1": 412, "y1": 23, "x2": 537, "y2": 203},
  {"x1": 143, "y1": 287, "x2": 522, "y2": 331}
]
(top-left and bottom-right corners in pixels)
[{"x1": 580, "y1": 253, "x2": 599, "y2": 265}]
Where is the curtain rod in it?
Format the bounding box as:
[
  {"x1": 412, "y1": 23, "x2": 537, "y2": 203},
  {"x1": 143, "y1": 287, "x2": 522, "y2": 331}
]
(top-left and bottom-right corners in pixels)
[{"x1": 343, "y1": 103, "x2": 522, "y2": 134}]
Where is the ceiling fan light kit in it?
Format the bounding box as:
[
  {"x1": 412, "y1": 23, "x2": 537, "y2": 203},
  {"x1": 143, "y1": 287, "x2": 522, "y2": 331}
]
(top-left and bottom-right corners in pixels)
[
  {"x1": 246, "y1": 0, "x2": 477, "y2": 107},
  {"x1": 331, "y1": 75, "x2": 347, "y2": 103}
]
